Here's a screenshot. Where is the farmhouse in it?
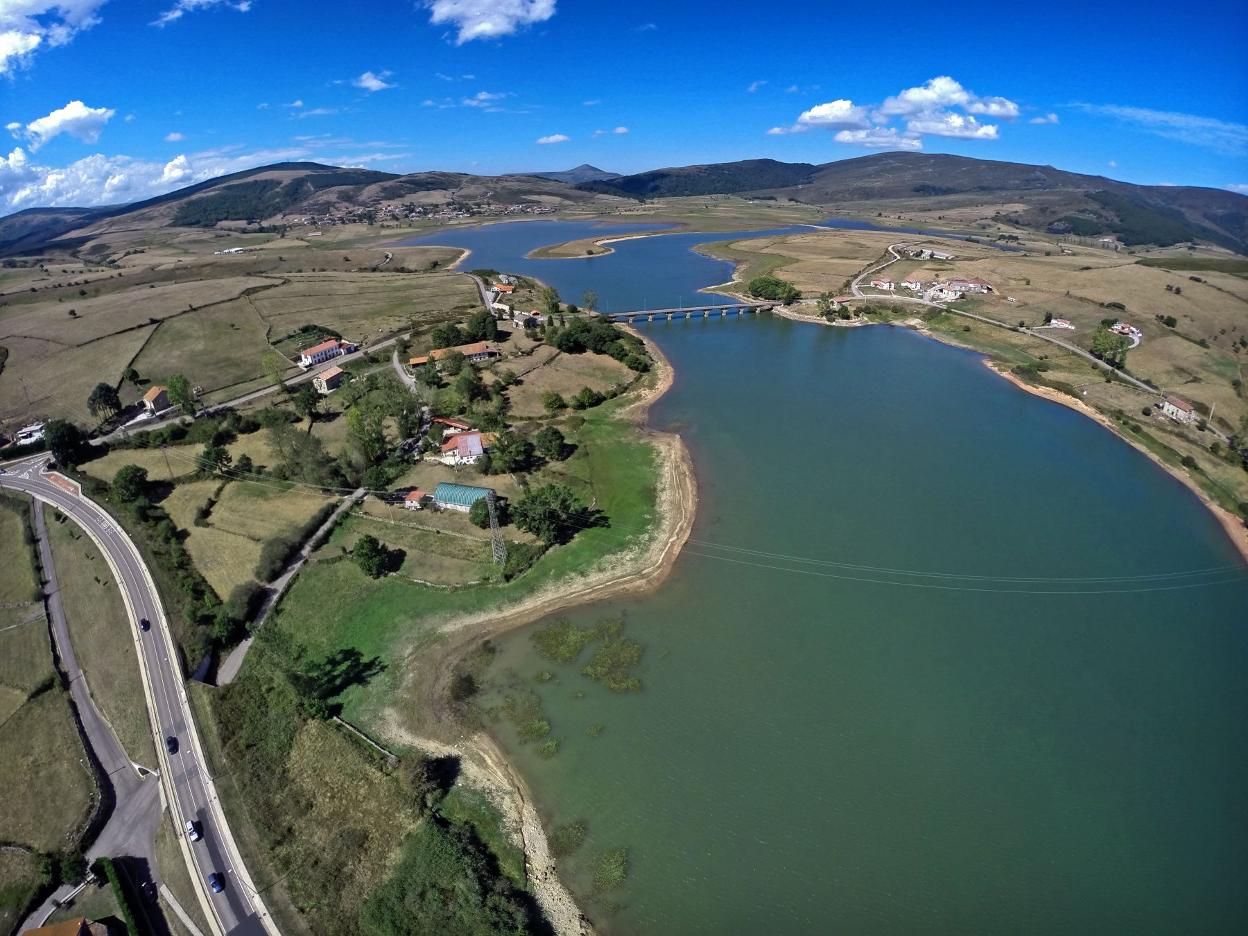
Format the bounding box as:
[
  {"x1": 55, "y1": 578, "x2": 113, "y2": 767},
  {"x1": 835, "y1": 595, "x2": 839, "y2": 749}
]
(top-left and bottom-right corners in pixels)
[
  {"x1": 441, "y1": 430, "x2": 488, "y2": 466},
  {"x1": 312, "y1": 365, "x2": 344, "y2": 395},
  {"x1": 409, "y1": 342, "x2": 502, "y2": 368},
  {"x1": 142, "y1": 385, "x2": 171, "y2": 414},
  {"x1": 433, "y1": 482, "x2": 494, "y2": 512},
  {"x1": 494, "y1": 283, "x2": 516, "y2": 294},
  {"x1": 869, "y1": 278, "x2": 894, "y2": 291},
  {"x1": 298, "y1": 338, "x2": 357, "y2": 368},
  {"x1": 901, "y1": 277, "x2": 923, "y2": 291},
  {"x1": 946, "y1": 277, "x2": 993, "y2": 293},
  {"x1": 402, "y1": 489, "x2": 429, "y2": 509},
  {"x1": 1159, "y1": 395, "x2": 1197, "y2": 424}
]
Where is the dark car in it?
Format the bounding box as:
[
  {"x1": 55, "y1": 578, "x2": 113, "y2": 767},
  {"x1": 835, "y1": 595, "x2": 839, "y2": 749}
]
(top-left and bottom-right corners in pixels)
[
  {"x1": 208, "y1": 872, "x2": 225, "y2": 894},
  {"x1": 139, "y1": 618, "x2": 151, "y2": 632},
  {"x1": 165, "y1": 736, "x2": 178, "y2": 754}
]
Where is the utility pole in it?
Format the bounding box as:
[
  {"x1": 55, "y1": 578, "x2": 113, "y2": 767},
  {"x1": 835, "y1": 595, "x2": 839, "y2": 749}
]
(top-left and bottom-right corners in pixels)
[
  {"x1": 160, "y1": 444, "x2": 173, "y2": 479},
  {"x1": 486, "y1": 492, "x2": 506, "y2": 566}
]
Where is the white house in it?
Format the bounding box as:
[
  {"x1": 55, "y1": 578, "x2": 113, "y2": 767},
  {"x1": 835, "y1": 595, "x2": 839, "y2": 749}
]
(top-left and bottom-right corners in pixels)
[
  {"x1": 142, "y1": 385, "x2": 171, "y2": 414},
  {"x1": 930, "y1": 285, "x2": 963, "y2": 302},
  {"x1": 869, "y1": 278, "x2": 894, "y2": 291},
  {"x1": 901, "y1": 277, "x2": 923, "y2": 292},
  {"x1": 440, "y1": 430, "x2": 488, "y2": 466},
  {"x1": 946, "y1": 277, "x2": 993, "y2": 294},
  {"x1": 1159, "y1": 395, "x2": 1197, "y2": 424},
  {"x1": 402, "y1": 489, "x2": 429, "y2": 510},
  {"x1": 298, "y1": 338, "x2": 357, "y2": 368},
  {"x1": 15, "y1": 422, "x2": 45, "y2": 445}
]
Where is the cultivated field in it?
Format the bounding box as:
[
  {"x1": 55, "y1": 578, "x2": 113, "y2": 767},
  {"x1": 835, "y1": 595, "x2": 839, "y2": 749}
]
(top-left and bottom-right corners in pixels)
[{"x1": 45, "y1": 509, "x2": 157, "y2": 766}]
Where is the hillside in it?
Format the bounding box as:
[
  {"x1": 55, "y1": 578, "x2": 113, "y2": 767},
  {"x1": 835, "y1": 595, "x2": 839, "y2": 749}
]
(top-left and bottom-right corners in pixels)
[{"x1": 582, "y1": 152, "x2": 1248, "y2": 253}]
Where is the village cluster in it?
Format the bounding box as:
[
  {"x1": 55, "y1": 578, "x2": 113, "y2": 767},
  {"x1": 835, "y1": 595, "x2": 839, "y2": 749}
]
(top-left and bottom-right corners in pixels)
[{"x1": 284, "y1": 199, "x2": 557, "y2": 230}]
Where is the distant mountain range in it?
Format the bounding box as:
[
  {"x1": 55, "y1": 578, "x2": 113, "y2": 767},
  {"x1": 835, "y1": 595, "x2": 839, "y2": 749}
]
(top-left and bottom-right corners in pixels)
[
  {"x1": 527, "y1": 164, "x2": 621, "y2": 184},
  {"x1": 1, "y1": 153, "x2": 1244, "y2": 255}
]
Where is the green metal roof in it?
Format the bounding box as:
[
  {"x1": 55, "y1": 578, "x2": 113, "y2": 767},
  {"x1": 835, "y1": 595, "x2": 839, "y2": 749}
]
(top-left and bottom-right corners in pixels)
[{"x1": 432, "y1": 482, "x2": 493, "y2": 508}]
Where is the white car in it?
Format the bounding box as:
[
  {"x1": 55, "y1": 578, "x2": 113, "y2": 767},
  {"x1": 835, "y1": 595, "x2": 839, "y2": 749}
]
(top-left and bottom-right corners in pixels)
[{"x1": 185, "y1": 819, "x2": 202, "y2": 842}]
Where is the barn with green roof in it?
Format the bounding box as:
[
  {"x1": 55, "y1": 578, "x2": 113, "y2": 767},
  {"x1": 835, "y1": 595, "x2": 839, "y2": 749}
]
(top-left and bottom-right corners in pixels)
[{"x1": 432, "y1": 482, "x2": 494, "y2": 513}]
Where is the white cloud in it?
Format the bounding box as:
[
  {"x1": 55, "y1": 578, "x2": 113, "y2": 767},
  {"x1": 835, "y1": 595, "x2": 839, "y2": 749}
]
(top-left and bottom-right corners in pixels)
[
  {"x1": 879, "y1": 75, "x2": 1017, "y2": 121},
  {"x1": 425, "y1": 0, "x2": 555, "y2": 44},
  {"x1": 0, "y1": 144, "x2": 313, "y2": 213},
  {"x1": 636, "y1": 21, "x2": 656, "y2": 31},
  {"x1": 352, "y1": 70, "x2": 395, "y2": 92},
  {"x1": 1108, "y1": 160, "x2": 1118, "y2": 168},
  {"x1": 164, "y1": 131, "x2": 185, "y2": 142},
  {"x1": 612, "y1": 126, "x2": 627, "y2": 135},
  {"x1": 0, "y1": 0, "x2": 106, "y2": 74},
  {"x1": 905, "y1": 111, "x2": 998, "y2": 139},
  {"x1": 284, "y1": 99, "x2": 304, "y2": 108},
  {"x1": 15, "y1": 100, "x2": 116, "y2": 151},
  {"x1": 583, "y1": 99, "x2": 601, "y2": 106},
  {"x1": 1029, "y1": 112, "x2": 1060, "y2": 125},
  {"x1": 747, "y1": 80, "x2": 767, "y2": 93},
  {"x1": 153, "y1": 0, "x2": 252, "y2": 27},
  {"x1": 1075, "y1": 104, "x2": 1248, "y2": 156},
  {"x1": 1225, "y1": 183, "x2": 1248, "y2": 195},
  {"x1": 834, "y1": 127, "x2": 922, "y2": 150},
  {"x1": 591, "y1": 127, "x2": 628, "y2": 138},
  {"x1": 797, "y1": 99, "x2": 870, "y2": 130},
  {"x1": 766, "y1": 125, "x2": 808, "y2": 136},
  {"x1": 295, "y1": 107, "x2": 338, "y2": 118},
  {"x1": 536, "y1": 133, "x2": 569, "y2": 144}
]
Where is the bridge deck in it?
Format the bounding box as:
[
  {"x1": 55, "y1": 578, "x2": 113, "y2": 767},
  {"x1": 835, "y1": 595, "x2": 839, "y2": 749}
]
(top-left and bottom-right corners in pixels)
[{"x1": 600, "y1": 302, "x2": 773, "y2": 320}]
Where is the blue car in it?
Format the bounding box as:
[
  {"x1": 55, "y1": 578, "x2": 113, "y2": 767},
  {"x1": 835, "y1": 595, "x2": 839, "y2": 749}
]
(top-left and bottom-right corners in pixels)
[
  {"x1": 165, "y1": 736, "x2": 178, "y2": 754},
  {"x1": 208, "y1": 872, "x2": 225, "y2": 894}
]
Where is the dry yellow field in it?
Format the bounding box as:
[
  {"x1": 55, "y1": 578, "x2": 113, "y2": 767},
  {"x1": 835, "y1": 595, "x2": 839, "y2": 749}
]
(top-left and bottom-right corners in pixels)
[
  {"x1": 132, "y1": 297, "x2": 275, "y2": 394},
  {"x1": 503, "y1": 350, "x2": 635, "y2": 417}
]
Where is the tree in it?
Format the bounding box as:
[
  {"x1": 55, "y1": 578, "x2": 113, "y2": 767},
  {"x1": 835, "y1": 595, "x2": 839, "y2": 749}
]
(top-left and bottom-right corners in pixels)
[
  {"x1": 540, "y1": 285, "x2": 561, "y2": 315},
  {"x1": 746, "y1": 274, "x2": 800, "y2": 304},
  {"x1": 200, "y1": 442, "x2": 232, "y2": 475},
  {"x1": 112, "y1": 465, "x2": 149, "y2": 502},
  {"x1": 293, "y1": 383, "x2": 321, "y2": 421},
  {"x1": 468, "y1": 497, "x2": 491, "y2": 529},
  {"x1": 541, "y1": 391, "x2": 567, "y2": 415},
  {"x1": 347, "y1": 405, "x2": 388, "y2": 464},
  {"x1": 87, "y1": 382, "x2": 121, "y2": 420},
  {"x1": 487, "y1": 429, "x2": 533, "y2": 474},
  {"x1": 463, "y1": 309, "x2": 498, "y2": 342},
  {"x1": 581, "y1": 290, "x2": 598, "y2": 312},
  {"x1": 453, "y1": 367, "x2": 485, "y2": 403},
  {"x1": 354, "y1": 534, "x2": 389, "y2": 578},
  {"x1": 122, "y1": 367, "x2": 140, "y2": 387},
  {"x1": 44, "y1": 420, "x2": 86, "y2": 467},
  {"x1": 439, "y1": 350, "x2": 466, "y2": 376},
  {"x1": 512, "y1": 483, "x2": 589, "y2": 545},
  {"x1": 166, "y1": 374, "x2": 197, "y2": 415},
  {"x1": 1090, "y1": 327, "x2": 1130, "y2": 368},
  {"x1": 571, "y1": 386, "x2": 605, "y2": 410},
  {"x1": 430, "y1": 323, "x2": 466, "y2": 349},
  {"x1": 815, "y1": 292, "x2": 835, "y2": 317},
  {"x1": 262, "y1": 351, "x2": 288, "y2": 389},
  {"x1": 535, "y1": 425, "x2": 567, "y2": 461}
]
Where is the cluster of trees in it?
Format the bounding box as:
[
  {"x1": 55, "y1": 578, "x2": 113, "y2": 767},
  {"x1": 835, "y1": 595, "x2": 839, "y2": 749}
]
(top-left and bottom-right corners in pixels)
[
  {"x1": 431, "y1": 309, "x2": 498, "y2": 349},
  {"x1": 511, "y1": 483, "x2": 594, "y2": 546},
  {"x1": 1090, "y1": 326, "x2": 1131, "y2": 368},
  {"x1": 353, "y1": 534, "x2": 402, "y2": 578},
  {"x1": 544, "y1": 317, "x2": 650, "y2": 372},
  {"x1": 747, "y1": 274, "x2": 800, "y2": 304}
]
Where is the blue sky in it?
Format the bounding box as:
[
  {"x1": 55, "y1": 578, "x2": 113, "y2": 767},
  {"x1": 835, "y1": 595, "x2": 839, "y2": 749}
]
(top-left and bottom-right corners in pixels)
[{"x1": 1, "y1": 0, "x2": 1245, "y2": 214}]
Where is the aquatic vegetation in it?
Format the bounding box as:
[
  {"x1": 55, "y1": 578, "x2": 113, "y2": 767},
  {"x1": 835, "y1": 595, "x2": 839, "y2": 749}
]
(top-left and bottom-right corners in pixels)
[
  {"x1": 586, "y1": 724, "x2": 604, "y2": 737},
  {"x1": 549, "y1": 821, "x2": 587, "y2": 858},
  {"x1": 581, "y1": 621, "x2": 644, "y2": 692},
  {"x1": 531, "y1": 618, "x2": 598, "y2": 664},
  {"x1": 592, "y1": 847, "x2": 630, "y2": 892},
  {"x1": 501, "y1": 689, "x2": 551, "y2": 742},
  {"x1": 536, "y1": 739, "x2": 560, "y2": 758}
]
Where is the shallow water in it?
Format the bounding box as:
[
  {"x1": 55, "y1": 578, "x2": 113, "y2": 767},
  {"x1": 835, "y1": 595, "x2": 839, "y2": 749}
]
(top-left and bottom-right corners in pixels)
[{"x1": 407, "y1": 221, "x2": 1248, "y2": 933}]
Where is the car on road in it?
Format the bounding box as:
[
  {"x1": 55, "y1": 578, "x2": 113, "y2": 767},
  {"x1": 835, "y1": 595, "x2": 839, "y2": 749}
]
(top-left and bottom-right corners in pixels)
[
  {"x1": 139, "y1": 617, "x2": 151, "y2": 632},
  {"x1": 165, "y1": 736, "x2": 178, "y2": 754},
  {"x1": 208, "y1": 872, "x2": 225, "y2": 894},
  {"x1": 185, "y1": 819, "x2": 201, "y2": 842}
]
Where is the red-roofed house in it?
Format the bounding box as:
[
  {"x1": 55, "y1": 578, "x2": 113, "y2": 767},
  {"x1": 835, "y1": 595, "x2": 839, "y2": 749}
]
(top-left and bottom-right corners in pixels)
[
  {"x1": 312, "y1": 365, "x2": 344, "y2": 395},
  {"x1": 409, "y1": 342, "x2": 501, "y2": 368},
  {"x1": 869, "y1": 278, "x2": 894, "y2": 291},
  {"x1": 403, "y1": 489, "x2": 429, "y2": 510},
  {"x1": 440, "y1": 431, "x2": 487, "y2": 465},
  {"x1": 1159, "y1": 395, "x2": 1197, "y2": 424},
  {"x1": 142, "y1": 384, "x2": 170, "y2": 414}
]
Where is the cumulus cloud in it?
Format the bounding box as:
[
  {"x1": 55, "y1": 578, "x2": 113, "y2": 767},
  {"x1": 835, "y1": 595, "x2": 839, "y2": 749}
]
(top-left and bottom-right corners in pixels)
[
  {"x1": 425, "y1": 0, "x2": 555, "y2": 44},
  {"x1": 905, "y1": 111, "x2": 998, "y2": 139},
  {"x1": 834, "y1": 128, "x2": 921, "y2": 150},
  {"x1": 0, "y1": 0, "x2": 106, "y2": 74},
  {"x1": 164, "y1": 131, "x2": 185, "y2": 142},
  {"x1": 797, "y1": 99, "x2": 870, "y2": 130},
  {"x1": 352, "y1": 70, "x2": 395, "y2": 92},
  {"x1": 775, "y1": 76, "x2": 1016, "y2": 150},
  {"x1": 13, "y1": 100, "x2": 116, "y2": 151},
  {"x1": 536, "y1": 134, "x2": 569, "y2": 144},
  {"x1": 153, "y1": 0, "x2": 252, "y2": 27},
  {"x1": 1225, "y1": 183, "x2": 1248, "y2": 195},
  {"x1": 1029, "y1": 112, "x2": 1060, "y2": 125},
  {"x1": 1075, "y1": 104, "x2": 1248, "y2": 156},
  {"x1": 0, "y1": 144, "x2": 311, "y2": 213}
]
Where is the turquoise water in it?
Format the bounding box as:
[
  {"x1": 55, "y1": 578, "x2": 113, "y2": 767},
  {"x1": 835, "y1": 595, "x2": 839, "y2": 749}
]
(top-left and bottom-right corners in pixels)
[{"x1": 408, "y1": 222, "x2": 1248, "y2": 933}]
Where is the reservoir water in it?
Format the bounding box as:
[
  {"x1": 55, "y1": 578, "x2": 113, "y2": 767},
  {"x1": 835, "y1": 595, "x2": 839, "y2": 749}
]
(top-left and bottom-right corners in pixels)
[{"x1": 402, "y1": 222, "x2": 1248, "y2": 933}]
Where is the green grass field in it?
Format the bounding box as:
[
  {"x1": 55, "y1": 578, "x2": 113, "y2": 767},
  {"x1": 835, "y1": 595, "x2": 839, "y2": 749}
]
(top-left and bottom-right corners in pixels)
[
  {"x1": 45, "y1": 509, "x2": 156, "y2": 766},
  {"x1": 0, "y1": 494, "x2": 39, "y2": 628},
  {"x1": 0, "y1": 848, "x2": 51, "y2": 935}
]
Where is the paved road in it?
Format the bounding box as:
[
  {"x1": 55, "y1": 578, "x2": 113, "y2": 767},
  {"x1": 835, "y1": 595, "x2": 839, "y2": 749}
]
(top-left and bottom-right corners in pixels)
[
  {"x1": 20, "y1": 502, "x2": 163, "y2": 932},
  {"x1": 1, "y1": 458, "x2": 271, "y2": 936}
]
